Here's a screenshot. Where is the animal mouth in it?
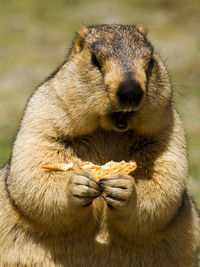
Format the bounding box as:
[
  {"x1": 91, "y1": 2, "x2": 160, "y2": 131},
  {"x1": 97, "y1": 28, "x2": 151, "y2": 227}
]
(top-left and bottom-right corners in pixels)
[{"x1": 110, "y1": 111, "x2": 134, "y2": 131}]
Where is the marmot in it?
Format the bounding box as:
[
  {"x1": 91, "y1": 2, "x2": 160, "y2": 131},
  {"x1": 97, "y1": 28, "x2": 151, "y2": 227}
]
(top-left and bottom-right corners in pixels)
[{"x1": 0, "y1": 24, "x2": 199, "y2": 267}]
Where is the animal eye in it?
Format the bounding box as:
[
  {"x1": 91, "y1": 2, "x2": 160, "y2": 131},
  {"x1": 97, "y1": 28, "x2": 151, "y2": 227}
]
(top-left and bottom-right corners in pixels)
[
  {"x1": 91, "y1": 53, "x2": 101, "y2": 69},
  {"x1": 146, "y1": 57, "x2": 155, "y2": 79},
  {"x1": 149, "y1": 57, "x2": 154, "y2": 69}
]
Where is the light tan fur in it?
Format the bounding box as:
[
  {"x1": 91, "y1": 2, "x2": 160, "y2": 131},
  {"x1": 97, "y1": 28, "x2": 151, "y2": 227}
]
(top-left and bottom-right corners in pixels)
[{"x1": 0, "y1": 24, "x2": 199, "y2": 266}]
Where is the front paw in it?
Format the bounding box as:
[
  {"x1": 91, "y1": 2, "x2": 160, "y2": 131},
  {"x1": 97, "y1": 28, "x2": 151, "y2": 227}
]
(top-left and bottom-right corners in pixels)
[
  {"x1": 69, "y1": 170, "x2": 101, "y2": 207},
  {"x1": 99, "y1": 174, "x2": 135, "y2": 209}
]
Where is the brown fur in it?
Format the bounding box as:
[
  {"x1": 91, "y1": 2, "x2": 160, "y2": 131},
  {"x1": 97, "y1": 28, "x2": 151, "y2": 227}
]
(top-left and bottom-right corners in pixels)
[{"x1": 0, "y1": 24, "x2": 199, "y2": 266}]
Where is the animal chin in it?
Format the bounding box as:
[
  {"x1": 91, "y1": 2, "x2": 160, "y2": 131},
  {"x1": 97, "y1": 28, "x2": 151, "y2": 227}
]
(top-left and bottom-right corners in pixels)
[{"x1": 110, "y1": 111, "x2": 134, "y2": 131}]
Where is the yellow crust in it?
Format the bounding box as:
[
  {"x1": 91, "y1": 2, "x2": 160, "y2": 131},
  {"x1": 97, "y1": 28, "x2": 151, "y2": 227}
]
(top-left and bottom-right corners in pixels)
[
  {"x1": 81, "y1": 160, "x2": 137, "y2": 179},
  {"x1": 42, "y1": 162, "x2": 74, "y2": 171},
  {"x1": 42, "y1": 160, "x2": 137, "y2": 180}
]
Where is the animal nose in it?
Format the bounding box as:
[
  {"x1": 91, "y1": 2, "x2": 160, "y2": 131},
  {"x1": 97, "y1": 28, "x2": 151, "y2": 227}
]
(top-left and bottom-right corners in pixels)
[{"x1": 117, "y1": 79, "x2": 144, "y2": 107}]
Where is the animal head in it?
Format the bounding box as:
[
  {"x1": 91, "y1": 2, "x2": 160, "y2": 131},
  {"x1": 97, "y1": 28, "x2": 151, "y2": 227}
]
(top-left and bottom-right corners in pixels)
[{"x1": 54, "y1": 24, "x2": 172, "y2": 136}]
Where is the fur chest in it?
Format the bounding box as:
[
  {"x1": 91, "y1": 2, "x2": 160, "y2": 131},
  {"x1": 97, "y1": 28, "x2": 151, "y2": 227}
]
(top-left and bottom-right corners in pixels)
[
  {"x1": 60, "y1": 129, "x2": 158, "y2": 180},
  {"x1": 64, "y1": 129, "x2": 136, "y2": 165}
]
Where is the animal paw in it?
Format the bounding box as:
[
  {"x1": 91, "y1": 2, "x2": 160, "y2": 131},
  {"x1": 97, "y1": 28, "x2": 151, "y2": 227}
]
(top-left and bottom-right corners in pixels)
[
  {"x1": 69, "y1": 170, "x2": 101, "y2": 207},
  {"x1": 98, "y1": 173, "x2": 135, "y2": 209}
]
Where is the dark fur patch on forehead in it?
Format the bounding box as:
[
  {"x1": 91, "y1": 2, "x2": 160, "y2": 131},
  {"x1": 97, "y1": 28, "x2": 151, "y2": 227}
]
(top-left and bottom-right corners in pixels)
[
  {"x1": 85, "y1": 25, "x2": 154, "y2": 69},
  {"x1": 84, "y1": 25, "x2": 155, "y2": 75},
  {"x1": 87, "y1": 24, "x2": 153, "y2": 52},
  {"x1": 88, "y1": 24, "x2": 143, "y2": 37}
]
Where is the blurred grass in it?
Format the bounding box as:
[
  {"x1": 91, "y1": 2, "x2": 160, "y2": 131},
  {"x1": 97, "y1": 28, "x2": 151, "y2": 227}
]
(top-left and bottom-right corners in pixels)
[{"x1": 0, "y1": 0, "x2": 200, "y2": 210}]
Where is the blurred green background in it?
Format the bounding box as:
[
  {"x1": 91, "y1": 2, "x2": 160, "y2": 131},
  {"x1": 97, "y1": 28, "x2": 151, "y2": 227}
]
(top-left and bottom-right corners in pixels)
[{"x1": 0, "y1": 0, "x2": 200, "y2": 210}]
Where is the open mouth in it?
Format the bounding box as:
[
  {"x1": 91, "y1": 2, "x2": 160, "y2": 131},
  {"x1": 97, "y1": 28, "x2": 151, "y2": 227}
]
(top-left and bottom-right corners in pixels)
[{"x1": 110, "y1": 111, "x2": 134, "y2": 131}]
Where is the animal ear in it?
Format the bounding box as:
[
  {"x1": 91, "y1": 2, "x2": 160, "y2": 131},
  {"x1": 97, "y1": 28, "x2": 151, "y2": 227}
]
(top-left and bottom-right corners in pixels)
[
  {"x1": 136, "y1": 25, "x2": 148, "y2": 36},
  {"x1": 70, "y1": 26, "x2": 88, "y2": 57}
]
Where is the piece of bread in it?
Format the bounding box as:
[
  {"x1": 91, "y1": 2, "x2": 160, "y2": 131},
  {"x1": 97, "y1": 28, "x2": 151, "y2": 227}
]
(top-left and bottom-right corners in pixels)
[{"x1": 42, "y1": 160, "x2": 137, "y2": 180}]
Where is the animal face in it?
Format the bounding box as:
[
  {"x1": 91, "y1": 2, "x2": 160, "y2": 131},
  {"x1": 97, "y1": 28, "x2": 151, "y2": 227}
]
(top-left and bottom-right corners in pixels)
[{"x1": 66, "y1": 24, "x2": 172, "y2": 133}]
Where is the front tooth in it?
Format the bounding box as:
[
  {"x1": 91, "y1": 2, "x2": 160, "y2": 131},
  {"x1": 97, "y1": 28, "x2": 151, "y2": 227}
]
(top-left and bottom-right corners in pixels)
[{"x1": 123, "y1": 108, "x2": 132, "y2": 112}]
